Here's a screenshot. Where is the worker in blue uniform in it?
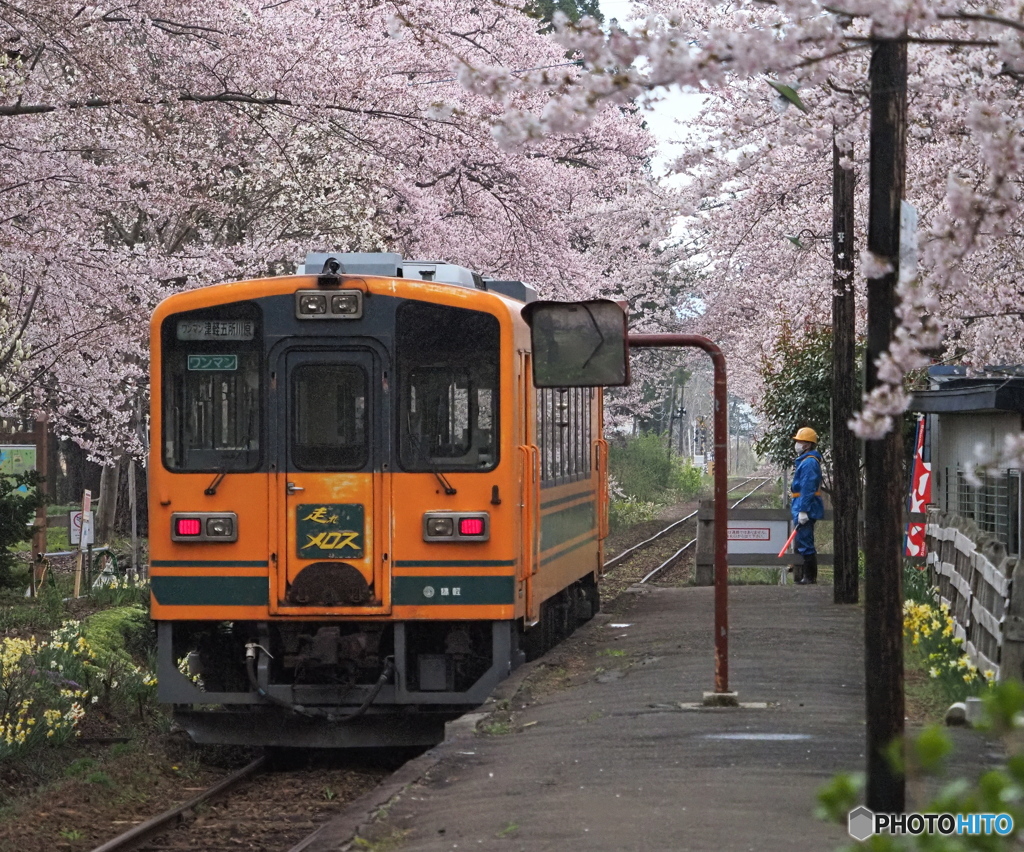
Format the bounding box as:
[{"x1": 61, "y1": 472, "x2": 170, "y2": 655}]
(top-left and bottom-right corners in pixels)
[{"x1": 790, "y1": 427, "x2": 824, "y2": 584}]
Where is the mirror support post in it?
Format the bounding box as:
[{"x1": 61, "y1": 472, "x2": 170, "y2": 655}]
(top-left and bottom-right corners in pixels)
[{"x1": 627, "y1": 333, "x2": 733, "y2": 701}]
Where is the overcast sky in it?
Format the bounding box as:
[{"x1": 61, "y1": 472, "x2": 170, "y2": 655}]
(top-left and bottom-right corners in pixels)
[{"x1": 596, "y1": 1, "x2": 705, "y2": 175}]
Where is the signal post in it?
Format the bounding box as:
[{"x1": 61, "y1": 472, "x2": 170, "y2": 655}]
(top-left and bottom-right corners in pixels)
[{"x1": 523, "y1": 302, "x2": 735, "y2": 703}]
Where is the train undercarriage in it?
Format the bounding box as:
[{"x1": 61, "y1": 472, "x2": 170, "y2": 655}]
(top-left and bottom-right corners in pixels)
[{"x1": 158, "y1": 576, "x2": 599, "y2": 748}]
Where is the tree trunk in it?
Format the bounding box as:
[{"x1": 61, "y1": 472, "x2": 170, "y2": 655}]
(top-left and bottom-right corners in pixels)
[
  {"x1": 832, "y1": 134, "x2": 860, "y2": 605},
  {"x1": 96, "y1": 458, "x2": 122, "y2": 546},
  {"x1": 864, "y1": 37, "x2": 908, "y2": 814}
]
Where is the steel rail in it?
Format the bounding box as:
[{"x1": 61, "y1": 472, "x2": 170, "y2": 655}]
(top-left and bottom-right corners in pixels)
[
  {"x1": 603, "y1": 477, "x2": 773, "y2": 572},
  {"x1": 89, "y1": 756, "x2": 267, "y2": 852},
  {"x1": 637, "y1": 476, "x2": 777, "y2": 585}
]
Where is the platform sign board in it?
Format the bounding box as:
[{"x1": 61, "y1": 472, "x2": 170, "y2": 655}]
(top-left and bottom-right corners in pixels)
[
  {"x1": 0, "y1": 445, "x2": 36, "y2": 493},
  {"x1": 727, "y1": 519, "x2": 790, "y2": 555},
  {"x1": 69, "y1": 511, "x2": 95, "y2": 546},
  {"x1": 0, "y1": 445, "x2": 36, "y2": 475}
]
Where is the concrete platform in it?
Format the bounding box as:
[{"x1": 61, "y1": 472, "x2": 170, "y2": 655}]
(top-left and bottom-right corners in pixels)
[{"x1": 300, "y1": 584, "x2": 993, "y2": 852}]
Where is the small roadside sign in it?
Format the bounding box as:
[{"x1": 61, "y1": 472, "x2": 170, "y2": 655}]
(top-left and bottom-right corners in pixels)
[
  {"x1": 69, "y1": 510, "x2": 95, "y2": 546},
  {"x1": 73, "y1": 490, "x2": 92, "y2": 598}
]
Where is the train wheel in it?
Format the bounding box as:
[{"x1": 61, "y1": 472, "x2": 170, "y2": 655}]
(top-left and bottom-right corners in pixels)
[
  {"x1": 578, "y1": 575, "x2": 600, "y2": 621},
  {"x1": 521, "y1": 618, "x2": 546, "y2": 661}
]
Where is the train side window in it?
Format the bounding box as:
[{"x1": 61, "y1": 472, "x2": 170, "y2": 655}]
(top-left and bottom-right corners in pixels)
[
  {"x1": 537, "y1": 386, "x2": 593, "y2": 486},
  {"x1": 291, "y1": 364, "x2": 369, "y2": 470},
  {"x1": 397, "y1": 302, "x2": 499, "y2": 472},
  {"x1": 162, "y1": 305, "x2": 262, "y2": 472}
]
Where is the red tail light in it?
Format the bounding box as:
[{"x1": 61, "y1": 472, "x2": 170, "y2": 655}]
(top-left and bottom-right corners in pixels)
[
  {"x1": 171, "y1": 512, "x2": 238, "y2": 542},
  {"x1": 423, "y1": 512, "x2": 489, "y2": 541},
  {"x1": 175, "y1": 518, "x2": 202, "y2": 536},
  {"x1": 458, "y1": 517, "x2": 486, "y2": 536}
]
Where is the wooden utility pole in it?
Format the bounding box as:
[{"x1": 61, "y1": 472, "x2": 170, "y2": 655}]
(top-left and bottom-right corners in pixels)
[
  {"x1": 666, "y1": 378, "x2": 678, "y2": 458},
  {"x1": 832, "y1": 135, "x2": 860, "y2": 605},
  {"x1": 864, "y1": 37, "x2": 908, "y2": 813}
]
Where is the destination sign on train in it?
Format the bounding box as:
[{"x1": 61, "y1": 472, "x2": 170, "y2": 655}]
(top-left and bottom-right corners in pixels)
[{"x1": 176, "y1": 319, "x2": 255, "y2": 341}]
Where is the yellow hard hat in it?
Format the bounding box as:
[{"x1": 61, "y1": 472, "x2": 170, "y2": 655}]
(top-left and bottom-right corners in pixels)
[{"x1": 793, "y1": 427, "x2": 818, "y2": 443}]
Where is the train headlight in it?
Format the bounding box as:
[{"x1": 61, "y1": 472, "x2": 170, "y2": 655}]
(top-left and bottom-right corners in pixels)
[
  {"x1": 426, "y1": 517, "x2": 454, "y2": 537},
  {"x1": 206, "y1": 517, "x2": 235, "y2": 538},
  {"x1": 423, "y1": 512, "x2": 489, "y2": 542},
  {"x1": 298, "y1": 294, "x2": 327, "y2": 315},
  {"x1": 332, "y1": 293, "x2": 361, "y2": 315},
  {"x1": 171, "y1": 512, "x2": 238, "y2": 542},
  {"x1": 295, "y1": 289, "x2": 363, "y2": 320}
]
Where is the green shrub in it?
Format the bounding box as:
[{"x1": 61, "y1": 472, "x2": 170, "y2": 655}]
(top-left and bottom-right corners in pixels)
[
  {"x1": 904, "y1": 598, "x2": 993, "y2": 703},
  {"x1": 0, "y1": 623, "x2": 92, "y2": 756},
  {"x1": 903, "y1": 559, "x2": 931, "y2": 604},
  {"x1": 91, "y1": 571, "x2": 150, "y2": 611},
  {"x1": 609, "y1": 498, "x2": 659, "y2": 531},
  {"x1": 82, "y1": 606, "x2": 158, "y2": 713},
  {"x1": 83, "y1": 606, "x2": 151, "y2": 662},
  {"x1": 818, "y1": 681, "x2": 1024, "y2": 850},
  {"x1": 0, "y1": 615, "x2": 158, "y2": 758},
  {"x1": 0, "y1": 471, "x2": 46, "y2": 588},
  {"x1": 610, "y1": 434, "x2": 704, "y2": 503},
  {"x1": 669, "y1": 457, "x2": 704, "y2": 498}
]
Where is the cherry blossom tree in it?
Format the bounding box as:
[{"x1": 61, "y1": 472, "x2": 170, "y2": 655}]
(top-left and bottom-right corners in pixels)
[
  {"x1": 0, "y1": 0, "x2": 676, "y2": 460},
  {"x1": 403, "y1": 0, "x2": 1024, "y2": 814},
  {"x1": 441, "y1": 0, "x2": 1024, "y2": 430}
]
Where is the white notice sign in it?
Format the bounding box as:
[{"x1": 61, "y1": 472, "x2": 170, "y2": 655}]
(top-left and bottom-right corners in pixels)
[
  {"x1": 727, "y1": 519, "x2": 790, "y2": 554},
  {"x1": 69, "y1": 511, "x2": 95, "y2": 546},
  {"x1": 729, "y1": 527, "x2": 770, "y2": 541}
]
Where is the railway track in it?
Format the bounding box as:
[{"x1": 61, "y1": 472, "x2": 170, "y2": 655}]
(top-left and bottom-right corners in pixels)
[
  {"x1": 88, "y1": 752, "x2": 393, "y2": 852},
  {"x1": 90, "y1": 476, "x2": 778, "y2": 852},
  {"x1": 602, "y1": 475, "x2": 777, "y2": 591}
]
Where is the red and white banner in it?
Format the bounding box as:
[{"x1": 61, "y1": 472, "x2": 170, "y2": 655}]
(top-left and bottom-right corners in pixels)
[{"x1": 905, "y1": 416, "x2": 932, "y2": 558}]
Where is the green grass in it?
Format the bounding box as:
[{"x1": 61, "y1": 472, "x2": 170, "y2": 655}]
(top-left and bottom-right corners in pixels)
[
  {"x1": 478, "y1": 720, "x2": 512, "y2": 736},
  {"x1": 0, "y1": 569, "x2": 73, "y2": 631},
  {"x1": 351, "y1": 828, "x2": 410, "y2": 851},
  {"x1": 814, "y1": 520, "x2": 834, "y2": 555},
  {"x1": 85, "y1": 770, "x2": 115, "y2": 787},
  {"x1": 65, "y1": 757, "x2": 99, "y2": 777},
  {"x1": 726, "y1": 567, "x2": 784, "y2": 585},
  {"x1": 905, "y1": 644, "x2": 955, "y2": 723}
]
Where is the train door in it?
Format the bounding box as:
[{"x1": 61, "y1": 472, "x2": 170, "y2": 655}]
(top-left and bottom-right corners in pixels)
[
  {"x1": 520, "y1": 352, "x2": 542, "y2": 624},
  {"x1": 270, "y1": 347, "x2": 391, "y2": 614}
]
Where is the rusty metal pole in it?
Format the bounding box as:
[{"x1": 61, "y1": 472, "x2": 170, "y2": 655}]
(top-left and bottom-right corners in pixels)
[{"x1": 628, "y1": 333, "x2": 732, "y2": 698}]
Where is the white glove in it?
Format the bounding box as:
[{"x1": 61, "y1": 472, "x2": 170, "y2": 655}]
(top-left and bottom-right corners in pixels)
[{"x1": 798, "y1": 512, "x2": 809, "y2": 526}]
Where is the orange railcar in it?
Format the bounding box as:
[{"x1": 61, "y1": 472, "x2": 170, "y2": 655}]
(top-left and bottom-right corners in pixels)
[{"x1": 149, "y1": 253, "x2": 607, "y2": 747}]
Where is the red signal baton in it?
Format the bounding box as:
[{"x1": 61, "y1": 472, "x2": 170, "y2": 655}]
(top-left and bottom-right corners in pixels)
[{"x1": 778, "y1": 527, "x2": 798, "y2": 558}]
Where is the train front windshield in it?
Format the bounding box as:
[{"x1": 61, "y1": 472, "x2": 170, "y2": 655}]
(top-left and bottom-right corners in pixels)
[
  {"x1": 397, "y1": 301, "x2": 500, "y2": 472},
  {"x1": 161, "y1": 296, "x2": 501, "y2": 474}
]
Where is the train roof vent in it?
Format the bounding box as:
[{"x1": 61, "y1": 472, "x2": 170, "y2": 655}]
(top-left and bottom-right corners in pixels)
[
  {"x1": 402, "y1": 261, "x2": 484, "y2": 290},
  {"x1": 298, "y1": 253, "x2": 535, "y2": 301},
  {"x1": 299, "y1": 252, "x2": 403, "y2": 276},
  {"x1": 484, "y1": 279, "x2": 537, "y2": 303}
]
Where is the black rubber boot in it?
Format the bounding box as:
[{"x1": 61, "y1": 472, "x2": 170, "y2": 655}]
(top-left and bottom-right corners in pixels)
[
  {"x1": 792, "y1": 563, "x2": 804, "y2": 584},
  {"x1": 798, "y1": 554, "x2": 818, "y2": 584}
]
